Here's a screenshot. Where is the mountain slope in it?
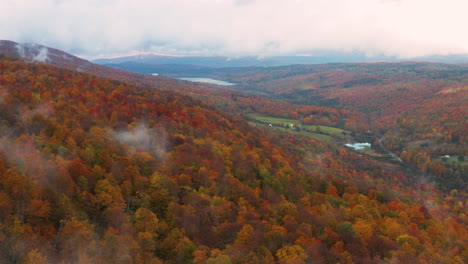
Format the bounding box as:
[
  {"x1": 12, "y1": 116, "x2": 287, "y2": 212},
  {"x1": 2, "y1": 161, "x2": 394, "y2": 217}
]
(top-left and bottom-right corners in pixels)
[
  {"x1": 0, "y1": 40, "x2": 365, "y2": 130},
  {"x1": 0, "y1": 40, "x2": 187, "y2": 90},
  {"x1": 0, "y1": 46, "x2": 466, "y2": 263},
  {"x1": 210, "y1": 63, "x2": 468, "y2": 190}
]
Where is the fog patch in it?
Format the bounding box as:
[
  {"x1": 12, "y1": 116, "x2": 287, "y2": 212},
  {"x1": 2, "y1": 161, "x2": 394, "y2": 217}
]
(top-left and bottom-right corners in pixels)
[
  {"x1": 61, "y1": 54, "x2": 74, "y2": 60},
  {"x1": 15, "y1": 43, "x2": 50, "y2": 62},
  {"x1": 21, "y1": 103, "x2": 54, "y2": 123},
  {"x1": 15, "y1": 43, "x2": 26, "y2": 58},
  {"x1": 0, "y1": 136, "x2": 55, "y2": 187},
  {"x1": 33, "y1": 47, "x2": 50, "y2": 62},
  {"x1": 109, "y1": 123, "x2": 168, "y2": 162},
  {"x1": 0, "y1": 102, "x2": 55, "y2": 186}
]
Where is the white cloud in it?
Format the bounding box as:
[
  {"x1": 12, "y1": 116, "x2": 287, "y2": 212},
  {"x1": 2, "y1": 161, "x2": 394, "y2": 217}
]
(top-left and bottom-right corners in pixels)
[
  {"x1": 113, "y1": 124, "x2": 155, "y2": 152},
  {"x1": 15, "y1": 43, "x2": 50, "y2": 62},
  {"x1": 110, "y1": 123, "x2": 168, "y2": 161},
  {"x1": 33, "y1": 47, "x2": 50, "y2": 62},
  {"x1": 1, "y1": 0, "x2": 467, "y2": 58}
]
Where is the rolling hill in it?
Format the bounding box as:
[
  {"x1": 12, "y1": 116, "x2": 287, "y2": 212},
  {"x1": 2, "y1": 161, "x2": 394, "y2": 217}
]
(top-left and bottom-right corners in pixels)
[
  {"x1": 93, "y1": 54, "x2": 467, "y2": 191},
  {"x1": 0, "y1": 42, "x2": 466, "y2": 264},
  {"x1": 218, "y1": 63, "x2": 468, "y2": 190}
]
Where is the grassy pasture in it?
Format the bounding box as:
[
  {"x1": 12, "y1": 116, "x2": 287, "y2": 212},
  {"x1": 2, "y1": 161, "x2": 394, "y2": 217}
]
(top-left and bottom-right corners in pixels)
[{"x1": 250, "y1": 116, "x2": 347, "y2": 141}]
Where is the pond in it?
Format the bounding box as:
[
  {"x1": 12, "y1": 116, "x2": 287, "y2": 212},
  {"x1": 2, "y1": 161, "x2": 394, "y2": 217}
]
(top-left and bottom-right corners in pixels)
[
  {"x1": 344, "y1": 142, "x2": 371, "y2": 150},
  {"x1": 177, "y1": 77, "x2": 236, "y2": 86}
]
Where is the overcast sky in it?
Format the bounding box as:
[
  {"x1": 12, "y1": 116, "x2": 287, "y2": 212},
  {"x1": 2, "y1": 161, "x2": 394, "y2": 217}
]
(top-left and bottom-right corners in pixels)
[{"x1": 1, "y1": 0, "x2": 467, "y2": 59}]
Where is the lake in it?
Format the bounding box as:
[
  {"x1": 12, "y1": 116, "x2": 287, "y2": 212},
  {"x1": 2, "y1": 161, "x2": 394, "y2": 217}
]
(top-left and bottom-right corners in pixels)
[
  {"x1": 178, "y1": 77, "x2": 236, "y2": 86},
  {"x1": 345, "y1": 142, "x2": 371, "y2": 150}
]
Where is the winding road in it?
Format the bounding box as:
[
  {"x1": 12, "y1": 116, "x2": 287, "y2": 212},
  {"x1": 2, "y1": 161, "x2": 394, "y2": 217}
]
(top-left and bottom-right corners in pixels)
[{"x1": 378, "y1": 135, "x2": 405, "y2": 164}]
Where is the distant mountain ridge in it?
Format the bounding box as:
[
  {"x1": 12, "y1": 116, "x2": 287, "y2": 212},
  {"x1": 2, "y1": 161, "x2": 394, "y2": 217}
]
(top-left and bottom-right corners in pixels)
[
  {"x1": 93, "y1": 51, "x2": 468, "y2": 68},
  {"x1": 93, "y1": 53, "x2": 394, "y2": 68}
]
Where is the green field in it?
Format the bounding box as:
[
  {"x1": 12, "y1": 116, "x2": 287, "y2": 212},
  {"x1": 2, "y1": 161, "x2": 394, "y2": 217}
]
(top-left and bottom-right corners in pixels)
[
  {"x1": 265, "y1": 124, "x2": 335, "y2": 141},
  {"x1": 303, "y1": 124, "x2": 347, "y2": 136},
  {"x1": 299, "y1": 131, "x2": 334, "y2": 141},
  {"x1": 250, "y1": 116, "x2": 346, "y2": 141},
  {"x1": 254, "y1": 116, "x2": 301, "y2": 126}
]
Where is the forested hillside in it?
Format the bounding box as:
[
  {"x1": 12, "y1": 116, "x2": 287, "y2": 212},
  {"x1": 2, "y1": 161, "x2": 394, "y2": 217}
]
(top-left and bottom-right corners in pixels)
[
  {"x1": 211, "y1": 63, "x2": 467, "y2": 191},
  {"x1": 0, "y1": 57, "x2": 466, "y2": 264}
]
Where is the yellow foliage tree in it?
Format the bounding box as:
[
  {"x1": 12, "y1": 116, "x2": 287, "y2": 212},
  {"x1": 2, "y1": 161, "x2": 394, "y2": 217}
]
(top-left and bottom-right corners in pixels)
[
  {"x1": 276, "y1": 244, "x2": 307, "y2": 264},
  {"x1": 353, "y1": 220, "x2": 373, "y2": 242}
]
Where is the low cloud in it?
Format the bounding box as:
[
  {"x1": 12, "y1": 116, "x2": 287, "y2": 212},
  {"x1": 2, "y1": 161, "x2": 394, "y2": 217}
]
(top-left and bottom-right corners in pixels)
[
  {"x1": 110, "y1": 123, "x2": 168, "y2": 161},
  {"x1": 1, "y1": 0, "x2": 467, "y2": 58},
  {"x1": 0, "y1": 136, "x2": 55, "y2": 187},
  {"x1": 0, "y1": 102, "x2": 56, "y2": 187},
  {"x1": 15, "y1": 43, "x2": 50, "y2": 62},
  {"x1": 15, "y1": 43, "x2": 26, "y2": 58},
  {"x1": 21, "y1": 103, "x2": 54, "y2": 123},
  {"x1": 33, "y1": 47, "x2": 50, "y2": 62}
]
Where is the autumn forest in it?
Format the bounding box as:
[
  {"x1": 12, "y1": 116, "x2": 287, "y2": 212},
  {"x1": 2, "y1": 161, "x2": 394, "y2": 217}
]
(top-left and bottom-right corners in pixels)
[{"x1": 0, "y1": 45, "x2": 467, "y2": 264}]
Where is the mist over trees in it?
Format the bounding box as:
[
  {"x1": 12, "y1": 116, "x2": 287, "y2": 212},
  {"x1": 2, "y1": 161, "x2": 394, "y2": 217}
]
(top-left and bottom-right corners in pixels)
[{"x1": 0, "y1": 56, "x2": 466, "y2": 264}]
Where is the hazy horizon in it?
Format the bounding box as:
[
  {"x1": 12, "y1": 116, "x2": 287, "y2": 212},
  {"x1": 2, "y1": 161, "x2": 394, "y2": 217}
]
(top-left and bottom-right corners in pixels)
[{"x1": 2, "y1": 0, "x2": 468, "y2": 60}]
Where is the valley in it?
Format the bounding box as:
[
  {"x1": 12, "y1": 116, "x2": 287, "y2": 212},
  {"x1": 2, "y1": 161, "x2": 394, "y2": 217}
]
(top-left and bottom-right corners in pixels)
[
  {"x1": 103, "y1": 59, "x2": 467, "y2": 191},
  {"x1": 248, "y1": 115, "x2": 348, "y2": 141},
  {"x1": 0, "y1": 41, "x2": 466, "y2": 264},
  {"x1": 248, "y1": 114, "x2": 410, "y2": 175},
  {"x1": 3, "y1": 0, "x2": 468, "y2": 262}
]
